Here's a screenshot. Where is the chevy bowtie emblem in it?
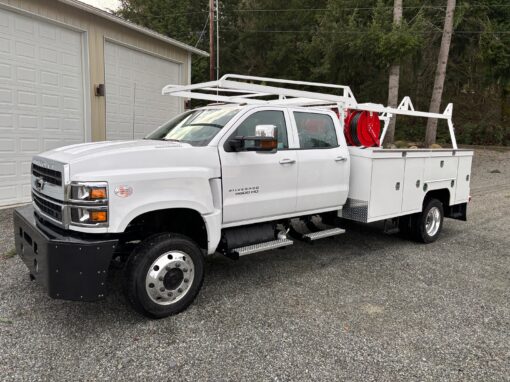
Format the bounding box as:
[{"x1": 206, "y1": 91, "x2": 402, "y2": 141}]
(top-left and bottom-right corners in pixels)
[{"x1": 35, "y1": 177, "x2": 45, "y2": 190}]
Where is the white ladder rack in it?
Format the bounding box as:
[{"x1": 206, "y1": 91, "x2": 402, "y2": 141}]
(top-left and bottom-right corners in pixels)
[{"x1": 162, "y1": 74, "x2": 457, "y2": 149}]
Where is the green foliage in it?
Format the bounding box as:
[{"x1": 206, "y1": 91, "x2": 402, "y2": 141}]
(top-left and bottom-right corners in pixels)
[
  {"x1": 456, "y1": 122, "x2": 510, "y2": 146},
  {"x1": 478, "y1": 3, "x2": 510, "y2": 87},
  {"x1": 116, "y1": 0, "x2": 510, "y2": 145},
  {"x1": 2, "y1": 248, "x2": 16, "y2": 259}
]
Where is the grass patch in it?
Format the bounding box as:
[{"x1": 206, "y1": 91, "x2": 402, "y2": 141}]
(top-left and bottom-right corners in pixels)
[
  {"x1": 2, "y1": 248, "x2": 16, "y2": 259},
  {"x1": 0, "y1": 317, "x2": 13, "y2": 325}
]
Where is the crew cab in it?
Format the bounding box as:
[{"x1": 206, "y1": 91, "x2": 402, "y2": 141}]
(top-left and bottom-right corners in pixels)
[{"x1": 14, "y1": 75, "x2": 473, "y2": 318}]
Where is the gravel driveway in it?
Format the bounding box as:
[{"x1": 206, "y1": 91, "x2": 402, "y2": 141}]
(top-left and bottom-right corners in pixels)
[{"x1": 0, "y1": 148, "x2": 509, "y2": 381}]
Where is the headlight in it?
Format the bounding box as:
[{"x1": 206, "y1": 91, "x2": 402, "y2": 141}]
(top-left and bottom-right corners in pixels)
[
  {"x1": 70, "y1": 207, "x2": 108, "y2": 225},
  {"x1": 70, "y1": 182, "x2": 108, "y2": 202},
  {"x1": 68, "y1": 182, "x2": 108, "y2": 226}
]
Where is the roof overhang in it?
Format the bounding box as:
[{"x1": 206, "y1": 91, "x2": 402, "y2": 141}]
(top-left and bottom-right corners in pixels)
[{"x1": 58, "y1": 0, "x2": 209, "y2": 57}]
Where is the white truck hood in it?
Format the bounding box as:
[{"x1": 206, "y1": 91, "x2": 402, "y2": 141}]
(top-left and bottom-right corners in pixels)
[
  {"x1": 36, "y1": 140, "x2": 221, "y2": 180},
  {"x1": 41, "y1": 140, "x2": 190, "y2": 163}
]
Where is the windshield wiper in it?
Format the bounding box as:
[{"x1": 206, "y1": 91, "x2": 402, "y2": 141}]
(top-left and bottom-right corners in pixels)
[{"x1": 187, "y1": 123, "x2": 223, "y2": 128}]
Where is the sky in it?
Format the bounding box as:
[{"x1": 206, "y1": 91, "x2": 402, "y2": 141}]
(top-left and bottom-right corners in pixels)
[{"x1": 78, "y1": 0, "x2": 121, "y2": 12}]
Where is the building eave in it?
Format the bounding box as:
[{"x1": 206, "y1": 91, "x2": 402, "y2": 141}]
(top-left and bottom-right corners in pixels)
[{"x1": 58, "y1": 0, "x2": 209, "y2": 57}]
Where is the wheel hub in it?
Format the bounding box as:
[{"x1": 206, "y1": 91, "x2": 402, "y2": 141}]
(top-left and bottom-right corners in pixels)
[
  {"x1": 145, "y1": 250, "x2": 195, "y2": 305},
  {"x1": 425, "y1": 206, "x2": 441, "y2": 237},
  {"x1": 163, "y1": 268, "x2": 184, "y2": 290}
]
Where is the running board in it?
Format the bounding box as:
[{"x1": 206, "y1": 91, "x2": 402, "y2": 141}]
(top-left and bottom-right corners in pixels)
[
  {"x1": 302, "y1": 227, "x2": 345, "y2": 242},
  {"x1": 228, "y1": 238, "x2": 294, "y2": 259}
]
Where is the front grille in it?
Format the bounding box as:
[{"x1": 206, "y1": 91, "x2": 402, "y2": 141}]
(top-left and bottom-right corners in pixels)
[
  {"x1": 32, "y1": 193, "x2": 63, "y2": 222},
  {"x1": 32, "y1": 163, "x2": 62, "y2": 186}
]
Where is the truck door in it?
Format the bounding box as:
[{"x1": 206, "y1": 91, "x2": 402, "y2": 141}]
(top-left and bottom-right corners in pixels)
[
  {"x1": 220, "y1": 108, "x2": 298, "y2": 225},
  {"x1": 291, "y1": 110, "x2": 350, "y2": 212}
]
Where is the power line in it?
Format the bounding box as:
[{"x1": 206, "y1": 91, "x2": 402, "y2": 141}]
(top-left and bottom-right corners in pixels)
[
  {"x1": 117, "y1": 3, "x2": 510, "y2": 20},
  {"x1": 231, "y1": 4, "x2": 510, "y2": 12},
  {"x1": 216, "y1": 28, "x2": 510, "y2": 35},
  {"x1": 194, "y1": 14, "x2": 209, "y2": 47}
]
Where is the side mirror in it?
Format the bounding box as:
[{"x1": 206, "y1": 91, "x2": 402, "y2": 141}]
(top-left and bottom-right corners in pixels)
[
  {"x1": 255, "y1": 124, "x2": 276, "y2": 138},
  {"x1": 229, "y1": 125, "x2": 278, "y2": 152}
]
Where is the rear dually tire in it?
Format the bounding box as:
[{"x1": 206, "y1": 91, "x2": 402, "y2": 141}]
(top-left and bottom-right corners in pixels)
[{"x1": 411, "y1": 198, "x2": 444, "y2": 243}]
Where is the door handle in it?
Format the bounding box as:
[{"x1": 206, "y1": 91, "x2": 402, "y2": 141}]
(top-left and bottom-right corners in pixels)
[
  {"x1": 279, "y1": 158, "x2": 296, "y2": 165},
  {"x1": 334, "y1": 156, "x2": 348, "y2": 162}
]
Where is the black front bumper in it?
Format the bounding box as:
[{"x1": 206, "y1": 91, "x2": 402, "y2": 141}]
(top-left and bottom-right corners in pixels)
[{"x1": 14, "y1": 205, "x2": 118, "y2": 301}]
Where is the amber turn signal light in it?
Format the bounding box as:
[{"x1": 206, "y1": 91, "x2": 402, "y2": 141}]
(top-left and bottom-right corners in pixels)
[
  {"x1": 259, "y1": 139, "x2": 277, "y2": 150},
  {"x1": 90, "y1": 188, "x2": 107, "y2": 199},
  {"x1": 90, "y1": 211, "x2": 107, "y2": 222}
]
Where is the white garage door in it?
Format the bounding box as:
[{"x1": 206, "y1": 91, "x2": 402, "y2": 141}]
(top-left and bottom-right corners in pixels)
[
  {"x1": 104, "y1": 41, "x2": 182, "y2": 140},
  {"x1": 0, "y1": 8, "x2": 85, "y2": 206}
]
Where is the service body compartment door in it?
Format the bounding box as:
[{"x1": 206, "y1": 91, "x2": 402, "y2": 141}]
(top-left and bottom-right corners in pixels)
[
  {"x1": 369, "y1": 159, "x2": 405, "y2": 218},
  {"x1": 454, "y1": 156, "x2": 472, "y2": 203},
  {"x1": 424, "y1": 155, "x2": 459, "y2": 182},
  {"x1": 402, "y1": 157, "x2": 425, "y2": 213}
]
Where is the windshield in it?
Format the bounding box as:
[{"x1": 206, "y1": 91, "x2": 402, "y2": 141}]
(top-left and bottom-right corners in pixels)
[{"x1": 145, "y1": 108, "x2": 239, "y2": 146}]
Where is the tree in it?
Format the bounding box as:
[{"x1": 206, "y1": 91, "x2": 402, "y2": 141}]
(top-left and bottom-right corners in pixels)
[
  {"x1": 479, "y1": 3, "x2": 510, "y2": 125},
  {"x1": 385, "y1": 0, "x2": 402, "y2": 145},
  {"x1": 425, "y1": 0, "x2": 456, "y2": 147},
  {"x1": 114, "y1": 0, "x2": 508, "y2": 146}
]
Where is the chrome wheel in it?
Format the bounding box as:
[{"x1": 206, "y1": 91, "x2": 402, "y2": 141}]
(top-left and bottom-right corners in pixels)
[
  {"x1": 145, "y1": 250, "x2": 195, "y2": 305},
  {"x1": 425, "y1": 206, "x2": 441, "y2": 237}
]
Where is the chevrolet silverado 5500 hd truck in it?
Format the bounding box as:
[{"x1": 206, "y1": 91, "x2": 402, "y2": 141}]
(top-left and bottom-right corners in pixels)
[{"x1": 14, "y1": 75, "x2": 473, "y2": 318}]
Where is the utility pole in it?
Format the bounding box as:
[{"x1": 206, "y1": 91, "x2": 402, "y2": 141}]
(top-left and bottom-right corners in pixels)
[{"x1": 209, "y1": 0, "x2": 215, "y2": 81}]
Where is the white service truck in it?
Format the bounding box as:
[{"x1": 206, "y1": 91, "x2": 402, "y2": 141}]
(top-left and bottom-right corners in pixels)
[{"x1": 14, "y1": 75, "x2": 473, "y2": 318}]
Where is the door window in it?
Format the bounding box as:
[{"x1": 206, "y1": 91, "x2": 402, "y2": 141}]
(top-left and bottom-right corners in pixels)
[
  {"x1": 232, "y1": 110, "x2": 289, "y2": 150},
  {"x1": 294, "y1": 112, "x2": 338, "y2": 149}
]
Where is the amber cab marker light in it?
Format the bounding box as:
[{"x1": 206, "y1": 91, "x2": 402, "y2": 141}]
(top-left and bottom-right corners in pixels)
[
  {"x1": 260, "y1": 140, "x2": 277, "y2": 150},
  {"x1": 90, "y1": 211, "x2": 107, "y2": 222},
  {"x1": 90, "y1": 188, "x2": 107, "y2": 200}
]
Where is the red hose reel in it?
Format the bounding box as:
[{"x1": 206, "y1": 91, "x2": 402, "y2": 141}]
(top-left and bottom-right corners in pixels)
[{"x1": 343, "y1": 110, "x2": 381, "y2": 147}]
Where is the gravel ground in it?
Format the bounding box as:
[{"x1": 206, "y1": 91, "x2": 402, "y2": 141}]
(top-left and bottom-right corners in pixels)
[{"x1": 0, "y1": 148, "x2": 509, "y2": 381}]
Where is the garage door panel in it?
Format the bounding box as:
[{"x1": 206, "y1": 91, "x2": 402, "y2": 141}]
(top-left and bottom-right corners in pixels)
[
  {"x1": 0, "y1": 36, "x2": 9, "y2": 53},
  {"x1": 0, "y1": 8, "x2": 85, "y2": 206},
  {"x1": 39, "y1": 46, "x2": 58, "y2": 64},
  {"x1": 0, "y1": 62, "x2": 10, "y2": 78},
  {"x1": 41, "y1": 70, "x2": 59, "y2": 87},
  {"x1": 18, "y1": 114, "x2": 38, "y2": 129},
  {"x1": 105, "y1": 41, "x2": 182, "y2": 140},
  {"x1": 0, "y1": 161, "x2": 16, "y2": 178},
  {"x1": 0, "y1": 185, "x2": 17, "y2": 203},
  {"x1": 14, "y1": 14, "x2": 35, "y2": 34},
  {"x1": 0, "y1": 89, "x2": 12, "y2": 104},
  {"x1": 17, "y1": 66, "x2": 36, "y2": 83}
]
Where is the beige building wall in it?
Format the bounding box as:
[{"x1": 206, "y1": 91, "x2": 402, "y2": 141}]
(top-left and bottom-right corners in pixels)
[{"x1": 0, "y1": 0, "x2": 192, "y2": 141}]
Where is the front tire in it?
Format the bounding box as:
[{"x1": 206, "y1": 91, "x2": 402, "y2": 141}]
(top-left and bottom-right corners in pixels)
[
  {"x1": 411, "y1": 198, "x2": 444, "y2": 243},
  {"x1": 124, "y1": 233, "x2": 204, "y2": 318}
]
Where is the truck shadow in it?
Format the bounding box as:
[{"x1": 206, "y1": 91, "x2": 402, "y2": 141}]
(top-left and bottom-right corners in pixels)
[
  {"x1": 196, "y1": 220, "x2": 457, "y2": 309},
  {"x1": 48, "y1": 220, "x2": 457, "y2": 326}
]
